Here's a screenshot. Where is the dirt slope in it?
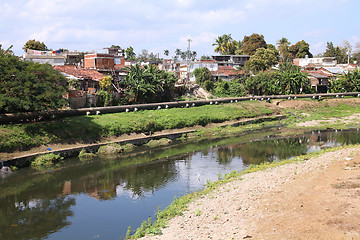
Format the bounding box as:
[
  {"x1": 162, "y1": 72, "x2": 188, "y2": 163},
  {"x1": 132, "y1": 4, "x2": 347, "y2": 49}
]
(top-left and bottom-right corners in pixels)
[{"x1": 141, "y1": 147, "x2": 360, "y2": 240}]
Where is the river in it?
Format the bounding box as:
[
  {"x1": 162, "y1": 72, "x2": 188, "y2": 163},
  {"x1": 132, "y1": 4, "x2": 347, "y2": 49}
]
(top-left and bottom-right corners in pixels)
[{"x1": 1, "y1": 129, "x2": 360, "y2": 239}]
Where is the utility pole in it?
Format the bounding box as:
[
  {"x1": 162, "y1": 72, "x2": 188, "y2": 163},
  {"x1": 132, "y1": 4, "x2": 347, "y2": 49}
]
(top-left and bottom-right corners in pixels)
[{"x1": 187, "y1": 39, "x2": 192, "y2": 85}]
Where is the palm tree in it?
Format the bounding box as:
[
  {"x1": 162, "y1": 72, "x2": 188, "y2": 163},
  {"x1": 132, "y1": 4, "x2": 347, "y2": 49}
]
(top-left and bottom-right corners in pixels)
[
  {"x1": 164, "y1": 49, "x2": 169, "y2": 57},
  {"x1": 213, "y1": 34, "x2": 235, "y2": 55}
]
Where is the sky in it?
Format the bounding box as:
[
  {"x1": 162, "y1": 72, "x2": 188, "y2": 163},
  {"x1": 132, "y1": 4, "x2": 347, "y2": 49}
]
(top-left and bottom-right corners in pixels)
[{"x1": 1, "y1": 0, "x2": 360, "y2": 58}]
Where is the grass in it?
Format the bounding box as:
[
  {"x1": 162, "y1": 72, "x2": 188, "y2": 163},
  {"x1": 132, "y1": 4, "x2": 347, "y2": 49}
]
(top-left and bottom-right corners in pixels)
[
  {"x1": 282, "y1": 99, "x2": 360, "y2": 129},
  {"x1": 128, "y1": 144, "x2": 358, "y2": 239},
  {"x1": 0, "y1": 101, "x2": 277, "y2": 152}
]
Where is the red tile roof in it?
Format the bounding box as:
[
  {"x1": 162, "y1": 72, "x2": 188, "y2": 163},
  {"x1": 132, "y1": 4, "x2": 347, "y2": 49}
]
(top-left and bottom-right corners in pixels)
[
  {"x1": 211, "y1": 66, "x2": 244, "y2": 76},
  {"x1": 54, "y1": 65, "x2": 105, "y2": 81}
]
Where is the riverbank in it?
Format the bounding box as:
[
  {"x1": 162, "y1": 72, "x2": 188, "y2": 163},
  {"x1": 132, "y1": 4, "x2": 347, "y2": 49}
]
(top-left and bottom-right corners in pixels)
[
  {"x1": 139, "y1": 145, "x2": 360, "y2": 240},
  {"x1": 2, "y1": 98, "x2": 360, "y2": 167}
]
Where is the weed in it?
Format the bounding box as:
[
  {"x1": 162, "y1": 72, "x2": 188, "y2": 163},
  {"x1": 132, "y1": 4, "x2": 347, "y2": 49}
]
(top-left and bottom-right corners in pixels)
[{"x1": 195, "y1": 209, "x2": 202, "y2": 216}]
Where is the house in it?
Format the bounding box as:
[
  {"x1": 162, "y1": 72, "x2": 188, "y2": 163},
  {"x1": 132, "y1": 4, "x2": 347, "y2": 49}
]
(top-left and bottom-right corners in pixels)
[
  {"x1": 211, "y1": 66, "x2": 244, "y2": 81},
  {"x1": 212, "y1": 55, "x2": 250, "y2": 67},
  {"x1": 22, "y1": 49, "x2": 81, "y2": 66},
  {"x1": 23, "y1": 49, "x2": 66, "y2": 66},
  {"x1": 304, "y1": 70, "x2": 331, "y2": 93},
  {"x1": 54, "y1": 65, "x2": 106, "y2": 108},
  {"x1": 293, "y1": 56, "x2": 337, "y2": 69}
]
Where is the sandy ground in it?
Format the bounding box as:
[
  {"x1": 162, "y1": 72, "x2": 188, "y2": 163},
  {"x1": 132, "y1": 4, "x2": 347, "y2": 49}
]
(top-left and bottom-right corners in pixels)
[{"x1": 141, "y1": 147, "x2": 360, "y2": 240}]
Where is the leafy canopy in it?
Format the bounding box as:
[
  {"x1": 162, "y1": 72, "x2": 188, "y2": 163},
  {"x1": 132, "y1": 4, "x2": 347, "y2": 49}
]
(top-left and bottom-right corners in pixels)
[
  {"x1": 330, "y1": 69, "x2": 360, "y2": 92},
  {"x1": 23, "y1": 39, "x2": 48, "y2": 51},
  {"x1": 244, "y1": 48, "x2": 278, "y2": 73},
  {"x1": 0, "y1": 53, "x2": 68, "y2": 113},
  {"x1": 240, "y1": 33, "x2": 267, "y2": 55}
]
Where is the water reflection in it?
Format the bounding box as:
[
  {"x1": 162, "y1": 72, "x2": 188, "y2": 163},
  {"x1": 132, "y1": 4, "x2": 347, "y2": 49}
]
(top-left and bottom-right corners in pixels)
[
  {"x1": 0, "y1": 129, "x2": 359, "y2": 239},
  {"x1": 0, "y1": 196, "x2": 75, "y2": 240}
]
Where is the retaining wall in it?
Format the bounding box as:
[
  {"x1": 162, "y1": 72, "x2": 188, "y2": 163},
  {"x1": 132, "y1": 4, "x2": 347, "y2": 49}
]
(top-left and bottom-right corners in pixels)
[{"x1": 1, "y1": 92, "x2": 359, "y2": 124}]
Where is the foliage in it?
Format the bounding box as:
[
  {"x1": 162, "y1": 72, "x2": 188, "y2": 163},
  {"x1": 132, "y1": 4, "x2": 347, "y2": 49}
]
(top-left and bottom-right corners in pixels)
[
  {"x1": 213, "y1": 78, "x2": 247, "y2": 97},
  {"x1": 288, "y1": 40, "x2": 313, "y2": 59},
  {"x1": 78, "y1": 149, "x2": 97, "y2": 161},
  {"x1": 99, "y1": 75, "x2": 113, "y2": 91},
  {"x1": 173, "y1": 48, "x2": 197, "y2": 61},
  {"x1": 240, "y1": 33, "x2": 267, "y2": 55},
  {"x1": 193, "y1": 67, "x2": 212, "y2": 86},
  {"x1": 0, "y1": 44, "x2": 13, "y2": 55},
  {"x1": 323, "y1": 42, "x2": 348, "y2": 64},
  {"x1": 0, "y1": 54, "x2": 68, "y2": 113},
  {"x1": 245, "y1": 71, "x2": 277, "y2": 95},
  {"x1": 122, "y1": 64, "x2": 177, "y2": 103},
  {"x1": 277, "y1": 37, "x2": 291, "y2": 62},
  {"x1": 203, "y1": 80, "x2": 214, "y2": 91},
  {"x1": 330, "y1": 69, "x2": 360, "y2": 92},
  {"x1": 245, "y1": 63, "x2": 309, "y2": 95},
  {"x1": 31, "y1": 153, "x2": 63, "y2": 168},
  {"x1": 23, "y1": 39, "x2": 48, "y2": 51},
  {"x1": 276, "y1": 62, "x2": 310, "y2": 94},
  {"x1": 213, "y1": 34, "x2": 239, "y2": 55},
  {"x1": 97, "y1": 90, "x2": 112, "y2": 107},
  {"x1": 244, "y1": 47, "x2": 278, "y2": 73},
  {"x1": 125, "y1": 46, "x2": 136, "y2": 61},
  {"x1": 164, "y1": 49, "x2": 169, "y2": 56}
]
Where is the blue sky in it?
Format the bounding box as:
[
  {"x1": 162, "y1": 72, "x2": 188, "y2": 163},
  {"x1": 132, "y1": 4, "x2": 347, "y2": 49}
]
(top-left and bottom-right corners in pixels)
[{"x1": 1, "y1": 0, "x2": 359, "y2": 57}]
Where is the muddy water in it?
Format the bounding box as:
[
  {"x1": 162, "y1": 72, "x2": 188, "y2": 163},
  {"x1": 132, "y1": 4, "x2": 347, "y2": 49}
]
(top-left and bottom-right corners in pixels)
[{"x1": 1, "y1": 129, "x2": 359, "y2": 239}]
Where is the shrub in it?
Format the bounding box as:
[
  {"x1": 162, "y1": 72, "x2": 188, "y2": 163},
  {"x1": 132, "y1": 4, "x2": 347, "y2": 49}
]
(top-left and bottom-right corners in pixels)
[{"x1": 31, "y1": 153, "x2": 63, "y2": 168}]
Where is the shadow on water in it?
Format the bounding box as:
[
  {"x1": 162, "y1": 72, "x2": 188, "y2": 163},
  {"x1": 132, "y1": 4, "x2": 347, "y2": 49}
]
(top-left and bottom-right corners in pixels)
[{"x1": 1, "y1": 128, "x2": 360, "y2": 239}]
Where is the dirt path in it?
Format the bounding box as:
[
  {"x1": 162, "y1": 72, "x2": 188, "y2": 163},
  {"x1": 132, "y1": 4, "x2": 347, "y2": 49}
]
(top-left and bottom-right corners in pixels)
[{"x1": 141, "y1": 147, "x2": 360, "y2": 240}]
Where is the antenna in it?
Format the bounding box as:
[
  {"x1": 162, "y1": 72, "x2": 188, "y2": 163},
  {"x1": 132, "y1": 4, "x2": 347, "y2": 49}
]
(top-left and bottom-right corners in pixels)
[{"x1": 187, "y1": 39, "x2": 192, "y2": 85}]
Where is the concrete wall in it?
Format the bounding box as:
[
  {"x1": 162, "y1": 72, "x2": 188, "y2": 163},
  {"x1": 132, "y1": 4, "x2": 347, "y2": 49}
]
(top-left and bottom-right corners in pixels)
[{"x1": 1, "y1": 92, "x2": 360, "y2": 124}]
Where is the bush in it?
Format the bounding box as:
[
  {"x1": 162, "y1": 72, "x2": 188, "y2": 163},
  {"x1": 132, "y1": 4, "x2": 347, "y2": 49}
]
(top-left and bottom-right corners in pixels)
[
  {"x1": 31, "y1": 153, "x2": 63, "y2": 168},
  {"x1": 203, "y1": 80, "x2": 214, "y2": 91},
  {"x1": 0, "y1": 54, "x2": 68, "y2": 113}
]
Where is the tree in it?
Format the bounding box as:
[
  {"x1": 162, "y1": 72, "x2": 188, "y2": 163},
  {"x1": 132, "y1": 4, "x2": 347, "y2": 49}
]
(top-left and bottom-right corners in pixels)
[
  {"x1": 122, "y1": 64, "x2": 177, "y2": 103},
  {"x1": 0, "y1": 44, "x2": 13, "y2": 55},
  {"x1": 244, "y1": 48, "x2": 278, "y2": 73},
  {"x1": 245, "y1": 72, "x2": 278, "y2": 95},
  {"x1": 213, "y1": 34, "x2": 237, "y2": 55},
  {"x1": 0, "y1": 53, "x2": 68, "y2": 113},
  {"x1": 240, "y1": 33, "x2": 267, "y2": 55},
  {"x1": 330, "y1": 69, "x2": 360, "y2": 92},
  {"x1": 352, "y1": 42, "x2": 360, "y2": 64},
  {"x1": 288, "y1": 40, "x2": 313, "y2": 59},
  {"x1": 277, "y1": 37, "x2": 291, "y2": 62},
  {"x1": 125, "y1": 46, "x2": 136, "y2": 61},
  {"x1": 323, "y1": 42, "x2": 348, "y2": 64},
  {"x1": 23, "y1": 39, "x2": 48, "y2": 51},
  {"x1": 276, "y1": 62, "x2": 309, "y2": 94},
  {"x1": 244, "y1": 63, "x2": 309, "y2": 96},
  {"x1": 164, "y1": 49, "x2": 169, "y2": 57},
  {"x1": 193, "y1": 67, "x2": 212, "y2": 86}
]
